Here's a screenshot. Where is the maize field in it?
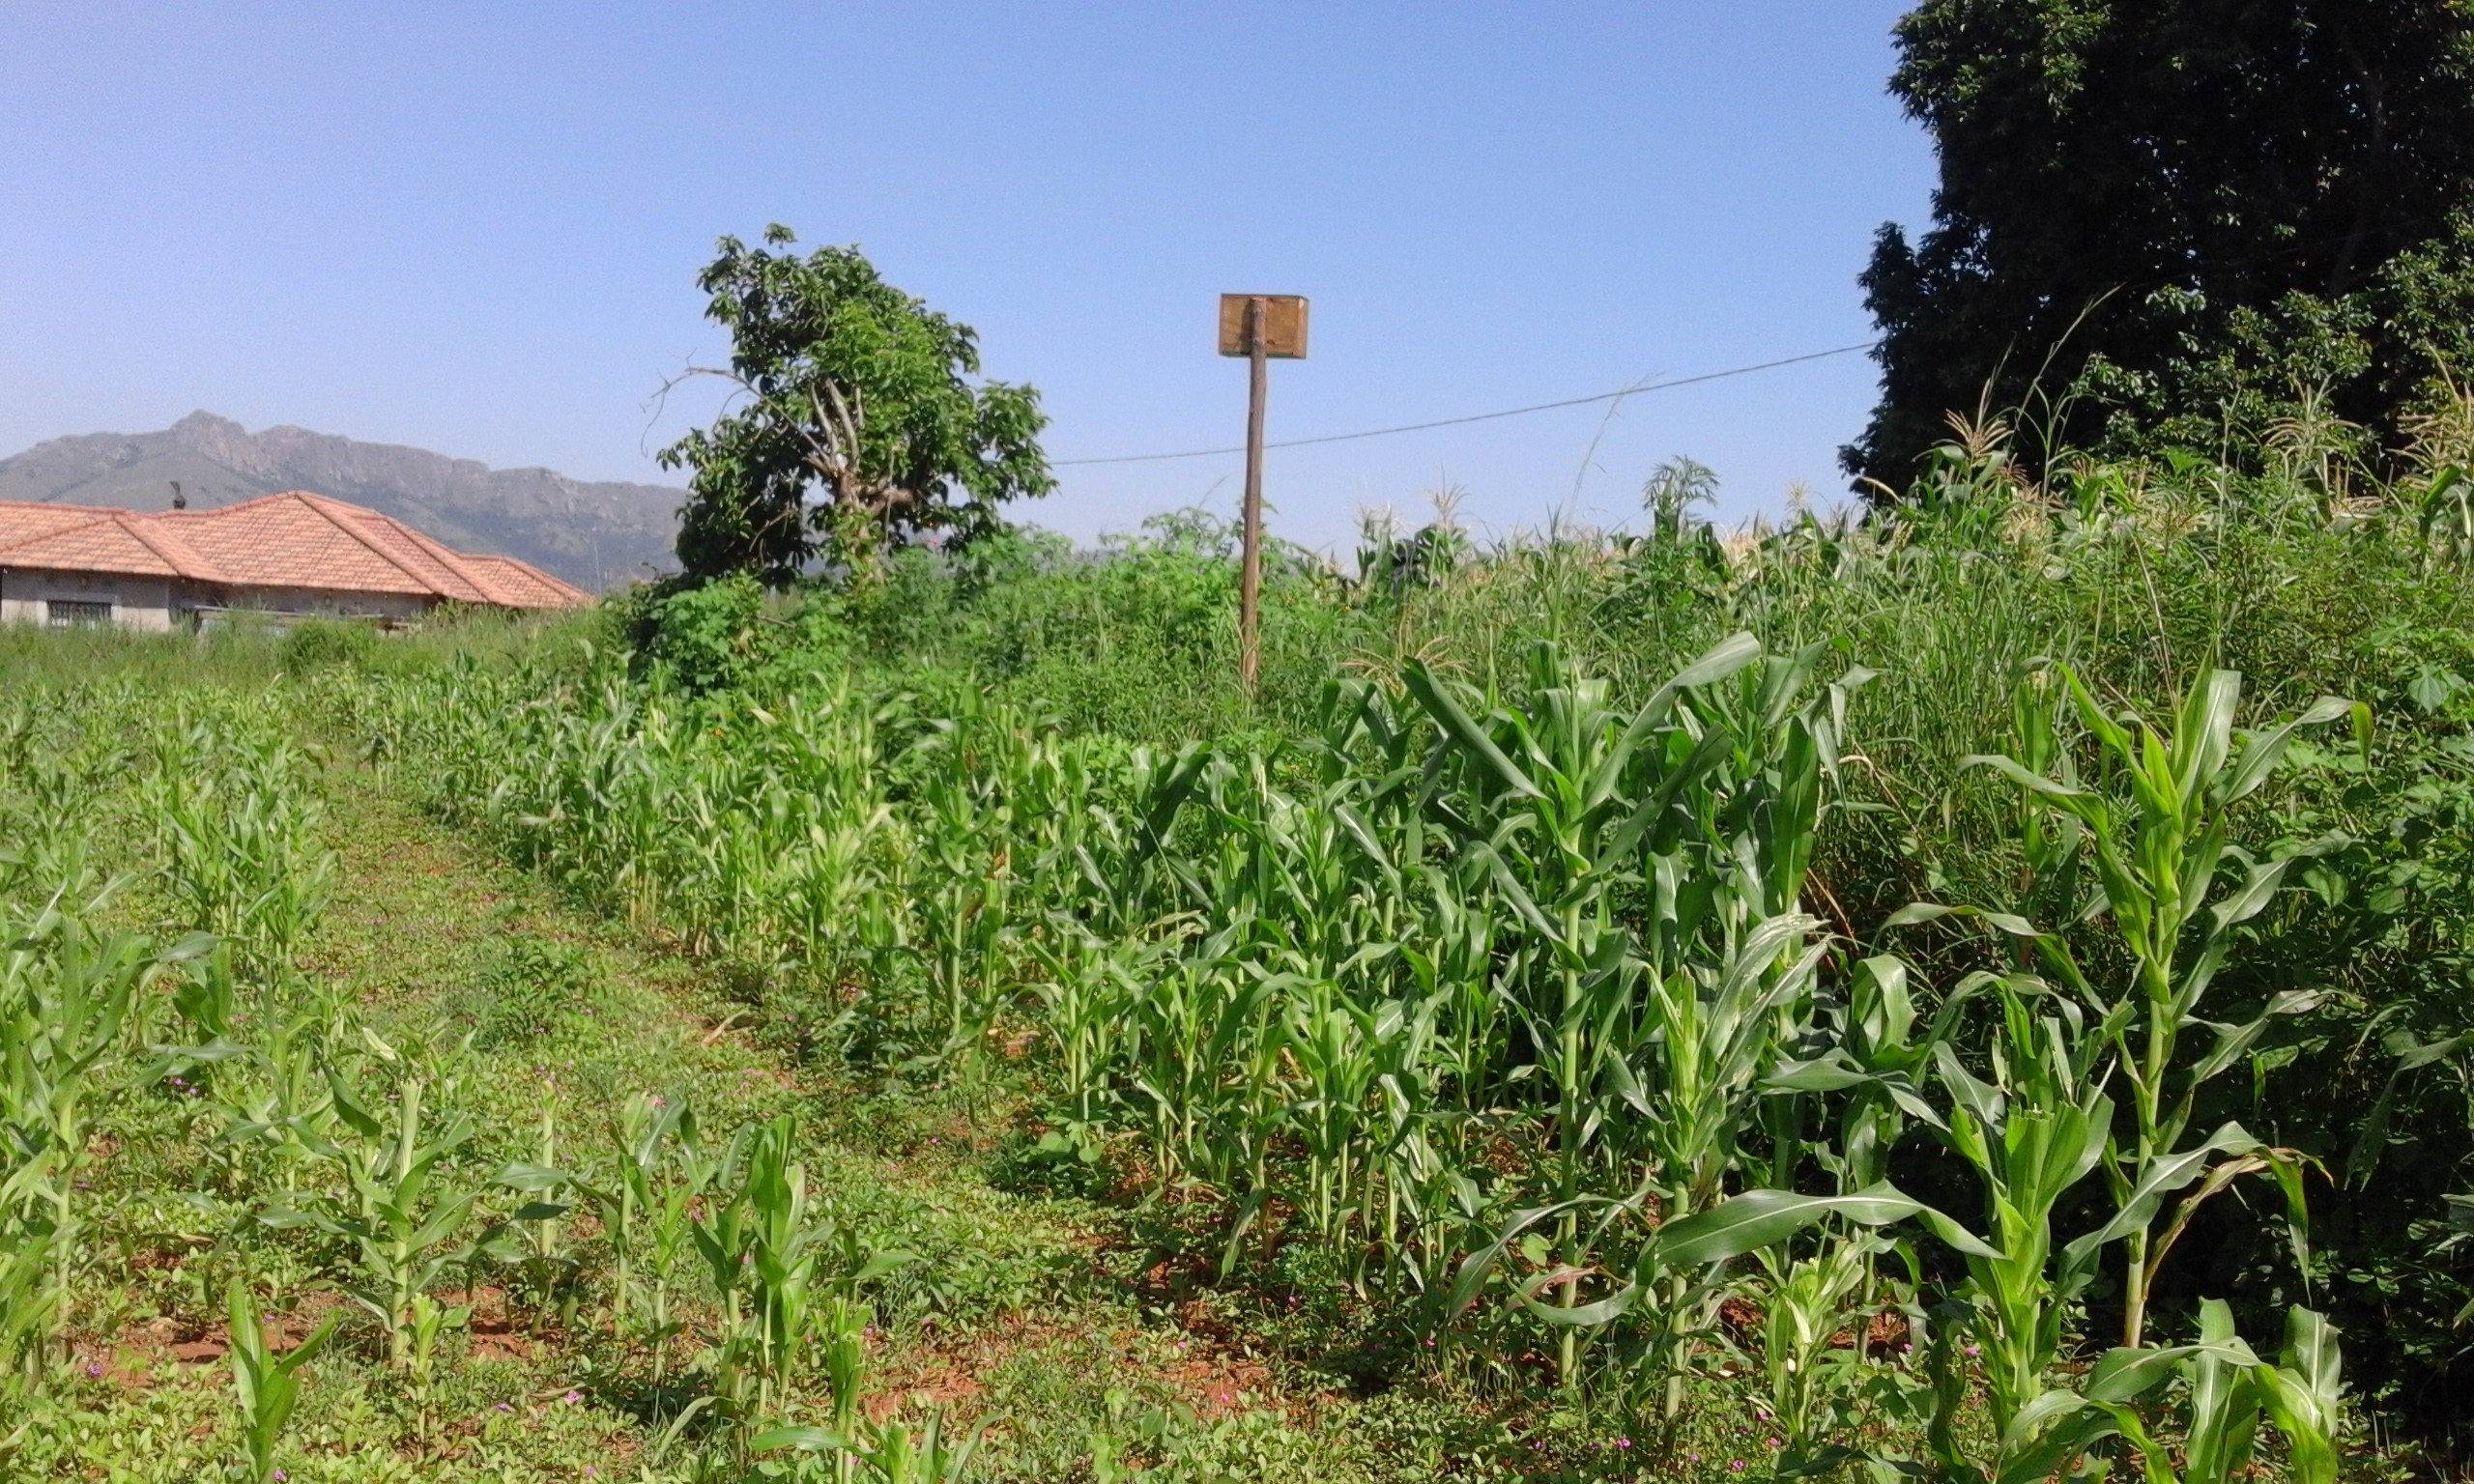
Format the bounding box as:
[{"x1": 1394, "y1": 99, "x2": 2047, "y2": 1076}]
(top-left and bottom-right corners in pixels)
[{"x1": 2, "y1": 450, "x2": 2468, "y2": 1479}]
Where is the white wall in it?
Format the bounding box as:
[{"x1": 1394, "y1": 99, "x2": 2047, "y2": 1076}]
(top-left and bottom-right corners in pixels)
[
  {"x1": 0, "y1": 569, "x2": 174, "y2": 631},
  {"x1": 220, "y1": 587, "x2": 432, "y2": 621}
]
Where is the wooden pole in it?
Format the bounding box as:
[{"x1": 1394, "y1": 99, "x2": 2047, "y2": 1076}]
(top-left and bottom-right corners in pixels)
[{"x1": 1239, "y1": 295, "x2": 1269, "y2": 695}]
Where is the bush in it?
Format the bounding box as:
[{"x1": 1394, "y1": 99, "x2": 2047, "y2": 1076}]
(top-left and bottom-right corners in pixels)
[
  {"x1": 277, "y1": 618, "x2": 380, "y2": 672},
  {"x1": 630, "y1": 573, "x2": 770, "y2": 694}
]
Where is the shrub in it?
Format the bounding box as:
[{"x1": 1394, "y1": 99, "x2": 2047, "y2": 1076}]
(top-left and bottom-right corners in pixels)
[{"x1": 277, "y1": 618, "x2": 380, "y2": 673}]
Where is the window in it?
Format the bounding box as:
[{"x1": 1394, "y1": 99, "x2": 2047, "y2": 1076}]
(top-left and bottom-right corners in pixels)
[{"x1": 45, "y1": 600, "x2": 113, "y2": 627}]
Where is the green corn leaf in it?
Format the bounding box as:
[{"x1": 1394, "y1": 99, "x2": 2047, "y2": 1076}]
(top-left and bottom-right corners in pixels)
[
  {"x1": 2188, "y1": 989, "x2": 2324, "y2": 1087},
  {"x1": 493, "y1": 1160, "x2": 573, "y2": 1191},
  {"x1": 1933, "y1": 1043, "x2": 2005, "y2": 1133},
  {"x1": 1765, "y1": 1059, "x2": 1872, "y2": 1093},
  {"x1": 1594, "y1": 631, "x2": 1761, "y2": 798},
  {"x1": 2184, "y1": 1299, "x2": 2264, "y2": 1484},
  {"x1": 2221, "y1": 697, "x2": 2356, "y2": 805},
  {"x1": 2203, "y1": 842, "x2": 2340, "y2": 939},
  {"x1": 2061, "y1": 1124, "x2": 2264, "y2": 1270},
  {"x1": 1600, "y1": 720, "x2": 1735, "y2": 867},
  {"x1": 850, "y1": 1248, "x2": 915, "y2": 1284},
  {"x1": 1960, "y1": 753, "x2": 2091, "y2": 800},
  {"x1": 1447, "y1": 1199, "x2": 1587, "y2": 1319},
  {"x1": 1133, "y1": 742, "x2": 1210, "y2": 865},
  {"x1": 2258, "y1": 1307, "x2": 2345, "y2": 1484},
  {"x1": 1402, "y1": 662, "x2": 1540, "y2": 800},
  {"x1": 1651, "y1": 1184, "x2": 1994, "y2": 1268},
  {"x1": 2276, "y1": 1305, "x2": 2344, "y2": 1422},
  {"x1": 402, "y1": 1191, "x2": 478, "y2": 1254},
  {"x1": 1466, "y1": 842, "x2": 1556, "y2": 940},
  {"x1": 1514, "y1": 1271, "x2": 1642, "y2": 1327},
  {"x1": 1218, "y1": 1188, "x2": 1273, "y2": 1280},
  {"x1": 2346, "y1": 1033, "x2": 2470, "y2": 1186},
  {"x1": 751, "y1": 1425, "x2": 852, "y2": 1454}
]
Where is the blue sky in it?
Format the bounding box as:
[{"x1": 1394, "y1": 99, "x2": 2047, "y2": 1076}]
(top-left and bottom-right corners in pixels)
[{"x1": 0, "y1": 2, "x2": 1933, "y2": 557}]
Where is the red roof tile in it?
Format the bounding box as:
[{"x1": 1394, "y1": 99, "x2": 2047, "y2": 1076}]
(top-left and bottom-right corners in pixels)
[
  {"x1": 0, "y1": 492, "x2": 589, "y2": 610},
  {"x1": 0, "y1": 509, "x2": 234, "y2": 583},
  {"x1": 0, "y1": 501, "x2": 122, "y2": 549},
  {"x1": 460, "y1": 554, "x2": 592, "y2": 608}
]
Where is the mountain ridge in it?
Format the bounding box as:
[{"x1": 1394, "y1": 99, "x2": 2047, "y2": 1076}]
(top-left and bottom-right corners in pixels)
[{"x1": 0, "y1": 412, "x2": 681, "y2": 592}]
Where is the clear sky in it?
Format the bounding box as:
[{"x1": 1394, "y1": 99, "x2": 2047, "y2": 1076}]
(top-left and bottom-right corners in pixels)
[{"x1": 0, "y1": 2, "x2": 1934, "y2": 558}]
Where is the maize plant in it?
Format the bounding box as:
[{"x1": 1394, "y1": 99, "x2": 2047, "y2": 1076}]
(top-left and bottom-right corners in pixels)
[
  {"x1": 1403, "y1": 635, "x2": 1846, "y2": 1381},
  {"x1": 758, "y1": 1404, "x2": 983, "y2": 1484},
  {"x1": 145, "y1": 713, "x2": 335, "y2": 974},
  {"x1": 215, "y1": 1010, "x2": 342, "y2": 1196},
  {"x1": 225, "y1": 1280, "x2": 339, "y2": 1484},
  {"x1": 1962, "y1": 1298, "x2": 2347, "y2": 1484},
  {"x1": 565, "y1": 1090, "x2": 703, "y2": 1346},
  {"x1": 261, "y1": 1039, "x2": 545, "y2": 1367},
  {"x1": 1923, "y1": 972, "x2": 2118, "y2": 1462},
  {"x1": 691, "y1": 1115, "x2": 909, "y2": 1457},
  {"x1": 1963, "y1": 664, "x2": 2358, "y2": 1345},
  {"x1": 1748, "y1": 1228, "x2": 1897, "y2": 1471},
  {"x1": 0, "y1": 1151, "x2": 57, "y2": 1393},
  {"x1": 0, "y1": 898, "x2": 191, "y2": 1353}
]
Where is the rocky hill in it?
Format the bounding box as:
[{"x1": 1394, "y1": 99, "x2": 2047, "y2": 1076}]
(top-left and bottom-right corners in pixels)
[{"x1": 0, "y1": 412, "x2": 681, "y2": 591}]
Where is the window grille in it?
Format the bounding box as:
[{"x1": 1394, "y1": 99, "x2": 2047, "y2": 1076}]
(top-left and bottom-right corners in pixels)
[{"x1": 45, "y1": 600, "x2": 114, "y2": 627}]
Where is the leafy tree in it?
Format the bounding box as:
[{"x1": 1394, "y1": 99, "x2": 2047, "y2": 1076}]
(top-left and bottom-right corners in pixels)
[
  {"x1": 1848, "y1": 1, "x2": 2474, "y2": 492},
  {"x1": 661, "y1": 226, "x2": 1054, "y2": 584}
]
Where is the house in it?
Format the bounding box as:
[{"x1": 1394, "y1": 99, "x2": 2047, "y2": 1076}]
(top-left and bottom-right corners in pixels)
[{"x1": 0, "y1": 491, "x2": 590, "y2": 630}]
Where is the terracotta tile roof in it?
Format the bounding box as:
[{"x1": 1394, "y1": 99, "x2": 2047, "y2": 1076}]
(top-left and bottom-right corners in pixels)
[
  {"x1": 0, "y1": 501, "x2": 122, "y2": 549},
  {"x1": 161, "y1": 495, "x2": 439, "y2": 597},
  {"x1": 0, "y1": 492, "x2": 588, "y2": 609},
  {"x1": 0, "y1": 507, "x2": 234, "y2": 583},
  {"x1": 305, "y1": 494, "x2": 500, "y2": 603},
  {"x1": 460, "y1": 554, "x2": 592, "y2": 608}
]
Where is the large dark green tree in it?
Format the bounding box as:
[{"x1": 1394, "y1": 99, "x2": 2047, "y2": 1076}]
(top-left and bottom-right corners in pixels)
[
  {"x1": 662, "y1": 226, "x2": 1053, "y2": 584},
  {"x1": 1847, "y1": 1, "x2": 2474, "y2": 492}
]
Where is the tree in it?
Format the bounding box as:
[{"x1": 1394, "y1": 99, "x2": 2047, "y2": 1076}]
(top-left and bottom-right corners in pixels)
[
  {"x1": 661, "y1": 227, "x2": 1053, "y2": 584},
  {"x1": 1847, "y1": 1, "x2": 2474, "y2": 494}
]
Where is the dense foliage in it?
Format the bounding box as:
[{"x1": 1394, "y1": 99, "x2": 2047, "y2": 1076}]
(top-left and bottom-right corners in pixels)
[
  {"x1": 14, "y1": 402, "x2": 2474, "y2": 1478},
  {"x1": 305, "y1": 405, "x2": 2474, "y2": 1470},
  {"x1": 661, "y1": 226, "x2": 1054, "y2": 585},
  {"x1": 1850, "y1": 0, "x2": 2474, "y2": 489}
]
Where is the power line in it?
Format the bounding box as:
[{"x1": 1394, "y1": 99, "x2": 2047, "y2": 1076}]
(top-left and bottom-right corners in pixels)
[{"x1": 1051, "y1": 341, "x2": 1878, "y2": 468}]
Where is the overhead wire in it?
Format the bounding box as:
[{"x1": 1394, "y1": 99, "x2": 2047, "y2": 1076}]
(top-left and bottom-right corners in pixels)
[{"x1": 1050, "y1": 341, "x2": 1878, "y2": 467}]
